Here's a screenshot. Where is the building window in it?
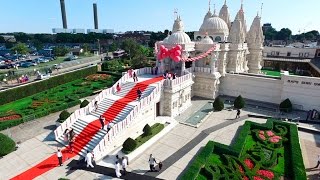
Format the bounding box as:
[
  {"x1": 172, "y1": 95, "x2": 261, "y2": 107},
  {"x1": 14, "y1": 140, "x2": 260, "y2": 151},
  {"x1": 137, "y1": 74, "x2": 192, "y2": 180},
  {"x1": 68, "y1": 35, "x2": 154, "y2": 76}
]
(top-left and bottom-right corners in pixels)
[
  {"x1": 196, "y1": 36, "x2": 202, "y2": 41},
  {"x1": 275, "y1": 52, "x2": 280, "y2": 56},
  {"x1": 304, "y1": 53, "x2": 309, "y2": 57},
  {"x1": 287, "y1": 52, "x2": 291, "y2": 57},
  {"x1": 215, "y1": 36, "x2": 221, "y2": 42},
  {"x1": 299, "y1": 53, "x2": 304, "y2": 57},
  {"x1": 271, "y1": 51, "x2": 275, "y2": 56}
]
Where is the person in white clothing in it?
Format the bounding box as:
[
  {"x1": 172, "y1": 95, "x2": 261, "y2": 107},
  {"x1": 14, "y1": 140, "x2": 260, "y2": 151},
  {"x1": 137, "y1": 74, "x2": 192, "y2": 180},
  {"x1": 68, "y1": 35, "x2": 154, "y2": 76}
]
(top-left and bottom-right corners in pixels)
[
  {"x1": 115, "y1": 161, "x2": 122, "y2": 178},
  {"x1": 85, "y1": 151, "x2": 94, "y2": 168},
  {"x1": 122, "y1": 157, "x2": 128, "y2": 175},
  {"x1": 57, "y1": 148, "x2": 63, "y2": 166}
]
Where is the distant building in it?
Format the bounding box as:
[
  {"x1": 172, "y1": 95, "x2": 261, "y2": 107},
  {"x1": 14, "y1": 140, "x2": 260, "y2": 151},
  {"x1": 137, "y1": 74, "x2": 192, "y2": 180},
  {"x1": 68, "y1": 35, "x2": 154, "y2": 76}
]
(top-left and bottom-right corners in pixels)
[{"x1": 1, "y1": 35, "x2": 16, "y2": 43}]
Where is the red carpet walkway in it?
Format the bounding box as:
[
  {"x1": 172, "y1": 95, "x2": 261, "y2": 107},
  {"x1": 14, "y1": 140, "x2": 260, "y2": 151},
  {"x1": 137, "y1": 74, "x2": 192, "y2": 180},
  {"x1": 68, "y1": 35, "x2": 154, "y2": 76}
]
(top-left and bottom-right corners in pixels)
[{"x1": 10, "y1": 76, "x2": 163, "y2": 180}]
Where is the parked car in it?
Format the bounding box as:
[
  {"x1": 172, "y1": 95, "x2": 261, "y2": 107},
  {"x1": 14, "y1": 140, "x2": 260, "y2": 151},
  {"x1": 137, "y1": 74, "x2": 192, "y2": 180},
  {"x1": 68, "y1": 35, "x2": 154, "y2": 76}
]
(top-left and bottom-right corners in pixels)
[
  {"x1": 26, "y1": 60, "x2": 37, "y2": 66},
  {"x1": 20, "y1": 62, "x2": 33, "y2": 68},
  {"x1": 64, "y1": 55, "x2": 78, "y2": 61},
  {"x1": 53, "y1": 64, "x2": 63, "y2": 69},
  {"x1": 0, "y1": 64, "x2": 10, "y2": 69},
  {"x1": 44, "y1": 57, "x2": 54, "y2": 61}
]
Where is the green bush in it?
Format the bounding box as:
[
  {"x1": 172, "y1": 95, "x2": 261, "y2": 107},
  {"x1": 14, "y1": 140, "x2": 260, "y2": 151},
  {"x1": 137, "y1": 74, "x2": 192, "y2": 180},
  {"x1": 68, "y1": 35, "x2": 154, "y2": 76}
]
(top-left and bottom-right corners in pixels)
[
  {"x1": 143, "y1": 124, "x2": 152, "y2": 136},
  {"x1": 122, "y1": 138, "x2": 137, "y2": 152},
  {"x1": 0, "y1": 133, "x2": 16, "y2": 156},
  {"x1": 279, "y1": 98, "x2": 293, "y2": 113},
  {"x1": 58, "y1": 110, "x2": 71, "y2": 123},
  {"x1": 213, "y1": 97, "x2": 224, "y2": 111},
  {"x1": 80, "y1": 100, "x2": 89, "y2": 108},
  {"x1": 234, "y1": 95, "x2": 245, "y2": 109},
  {"x1": 0, "y1": 66, "x2": 97, "y2": 106}
]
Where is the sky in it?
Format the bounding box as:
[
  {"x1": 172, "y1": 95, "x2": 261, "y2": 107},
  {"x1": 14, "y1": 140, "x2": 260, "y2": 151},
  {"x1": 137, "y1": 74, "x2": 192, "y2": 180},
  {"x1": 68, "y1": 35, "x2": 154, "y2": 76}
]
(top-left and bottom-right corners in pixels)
[{"x1": 0, "y1": 0, "x2": 319, "y2": 35}]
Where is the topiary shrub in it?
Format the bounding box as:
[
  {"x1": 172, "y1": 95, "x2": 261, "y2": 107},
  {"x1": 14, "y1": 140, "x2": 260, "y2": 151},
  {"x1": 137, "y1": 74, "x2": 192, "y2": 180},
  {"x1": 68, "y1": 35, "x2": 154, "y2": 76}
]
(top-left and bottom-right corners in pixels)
[
  {"x1": 80, "y1": 100, "x2": 89, "y2": 108},
  {"x1": 57, "y1": 110, "x2": 71, "y2": 123},
  {"x1": 0, "y1": 133, "x2": 16, "y2": 156},
  {"x1": 213, "y1": 97, "x2": 224, "y2": 111},
  {"x1": 123, "y1": 137, "x2": 137, "y2": 152},
  {"x1": 143, "y1": 124, "x2": 152, "y2": 136},
  {"x1": 234, "y1": 95, "x2": 245, "y2": 109},
  {"x1": 279, "y1": 98, "x2": 292, "y2": 113}
]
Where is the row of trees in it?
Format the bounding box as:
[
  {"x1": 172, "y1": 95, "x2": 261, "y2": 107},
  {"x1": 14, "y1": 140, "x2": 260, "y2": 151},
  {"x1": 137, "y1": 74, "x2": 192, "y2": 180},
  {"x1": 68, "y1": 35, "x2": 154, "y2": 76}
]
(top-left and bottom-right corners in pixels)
[{"x1": 264, "y1": 28, "x2": 319, "y2": 42}]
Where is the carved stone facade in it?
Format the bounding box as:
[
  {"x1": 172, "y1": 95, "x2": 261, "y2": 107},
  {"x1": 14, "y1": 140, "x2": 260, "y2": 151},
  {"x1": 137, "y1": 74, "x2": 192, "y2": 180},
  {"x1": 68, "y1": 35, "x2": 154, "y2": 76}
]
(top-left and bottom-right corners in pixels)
[{"x1": 192, "y1": 72, "x2": 221, "y2": 99}]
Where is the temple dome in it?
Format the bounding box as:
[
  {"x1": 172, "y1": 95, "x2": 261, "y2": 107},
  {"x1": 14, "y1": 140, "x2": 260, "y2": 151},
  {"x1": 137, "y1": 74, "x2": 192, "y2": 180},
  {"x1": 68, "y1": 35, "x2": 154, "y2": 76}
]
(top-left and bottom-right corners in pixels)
[
  {"x1": 200, "y1": 15, "x2": 229, "y2": 35},
  {"x1": 163, "y1": 35, "x2": 170, "y2": 44},
  {"x1": 167, "y1": 31, "x2": 191, "y2": 44}
]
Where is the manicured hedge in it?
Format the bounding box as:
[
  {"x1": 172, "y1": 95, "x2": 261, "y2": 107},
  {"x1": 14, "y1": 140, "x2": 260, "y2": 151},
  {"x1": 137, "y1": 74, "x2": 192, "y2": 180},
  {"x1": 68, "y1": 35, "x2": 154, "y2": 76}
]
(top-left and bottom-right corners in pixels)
[
  {"x1": 0, "y1": 66, "x2": 97, "y2": 106},
  {"x1": 0, "y1": 133, "x2": 16, "y2": 156},
  {"x1": 180, "y1": 141, "x2": 214, "y2": 180},
  {"x1": 180, "y1": 119, "x2": 306, "y2": 180}
]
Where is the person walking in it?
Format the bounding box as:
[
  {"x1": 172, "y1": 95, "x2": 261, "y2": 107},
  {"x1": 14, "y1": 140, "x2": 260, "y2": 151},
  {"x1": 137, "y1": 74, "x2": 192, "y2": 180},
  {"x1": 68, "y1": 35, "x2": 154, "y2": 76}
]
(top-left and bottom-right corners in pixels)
[
  {"x1": 172, "y1": 73, "x2": 176, "y2": 80},
  {"x1": 155, "y1": 66, "x2": 158, "y2": 75},
  {"x1": 99, "y1": 115, "x2": 105, "y2": 130},
  {"x1": 128, "y1": 68, "x2": 133, "y2": 78},
  {"x1": 63, "y1": 129, "x2": 69, "y2": 143},
  {"x1": 158, "y1": 161, "x2": 163, "y2": 171},
  {"x1": 115, "y1": 161, "x2": 122, "y2": 178},
  {"x1": 69, "y1": 136, "x2": 75, "y2": 153},
  {"x1": 107, "y1": 123, "x2": 112, "y2": 132},
  {"x1": 122, "y1": 157, "x2": 128, "y2": 175},
  {"x1": 314, "y1": 155, "x2": 320, "y2": 168},
  {"x1": 236, "y1": 109, "x2": 241, "y2": 119},
  {"x1": 68, "y1": 128, "x2": 76, "y2": 141},
  {"x1": 94, "y1": 101, "x2": 98, "y2": 112},
  {"x1": 85, "y1": 151, "x2": 94, "y2": 168},
  {"x1": 137, "y1": 88, "x2": 142, "y2": 101},
  {"x1": 57, "y1": 148, "x2": 63, "y2": 166},
  {"x1": 133, "y1": 72, "x2": 137, "y2": 82},
  {"x1": 148, "y1": 154, "x2": 157, "y2": 172},
  {"x1": 116, "y1": 83, "x2": 121, "y2": 93}
]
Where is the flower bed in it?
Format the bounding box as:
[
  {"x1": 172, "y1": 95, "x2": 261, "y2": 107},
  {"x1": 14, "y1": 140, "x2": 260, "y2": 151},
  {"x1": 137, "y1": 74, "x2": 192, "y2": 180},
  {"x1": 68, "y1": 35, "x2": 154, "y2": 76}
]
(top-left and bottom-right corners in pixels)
[
  {"x1": 180, "y1": 119, "x2": 306, "y2": 180},
  {"x1": 0, "y1": 114, "x2": 22, "y2": 122},
  {"x1": 85, "y1": 74, "x2": 111, "y2": 81}
]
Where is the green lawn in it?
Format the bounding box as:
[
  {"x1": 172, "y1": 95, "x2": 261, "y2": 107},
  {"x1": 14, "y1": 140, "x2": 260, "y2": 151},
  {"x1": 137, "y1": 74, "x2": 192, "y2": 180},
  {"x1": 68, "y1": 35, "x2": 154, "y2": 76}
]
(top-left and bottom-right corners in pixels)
[
  {"x1": 0, "y1": 74, "x2": 114, "y2": 129},
  {"x1": 123, "y1": 123, "x2": 164, "y2": 154}
]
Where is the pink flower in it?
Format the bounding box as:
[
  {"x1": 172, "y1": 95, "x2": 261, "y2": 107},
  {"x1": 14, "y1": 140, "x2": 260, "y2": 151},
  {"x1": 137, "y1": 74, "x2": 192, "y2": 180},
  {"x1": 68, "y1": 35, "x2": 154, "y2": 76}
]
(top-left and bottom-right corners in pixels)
[
  {"x1": 254, "y1": 176, "x2": 264, "y2": 180},
  {"x1": 243, "y1": 176, "x2": 249, "y2": 180},
  {"x1": 259, "y1": 130, "x2": 264, "y2": 135},
  {"x1": 244, "y1": 159, "x2": 255, "y2": 170},
  {"x1": 257, "y1": 169, "x2": 275, "y2": 179},
  {"x1": 269, "y1": 136, "x2": 282, "y2": 143},
  {"x1": 259, "y1": 134, "x2": 266, "y2": 140},
  {"x1": 266, "y1": 131, "x2": 274, "y2": 137},
  {"x1": 239, "y1": 165, "x2": 244, "y2": 173}
]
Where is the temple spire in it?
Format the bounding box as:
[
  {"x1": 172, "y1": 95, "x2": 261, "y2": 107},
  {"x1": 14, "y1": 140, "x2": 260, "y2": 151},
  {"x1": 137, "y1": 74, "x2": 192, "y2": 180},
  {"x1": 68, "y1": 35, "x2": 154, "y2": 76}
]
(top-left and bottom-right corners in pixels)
[
  {"x1": 224, "y1": 0, "x2": 227, "y2": 5},
  {"x1": 241, "y1": 0, "x2": 243, "y2": 10},
  {"x1": 260, "y1": 3, "x2": 264, "y2": 18},
  {"x1": 214, "y1": 4, "x2": 216, "y2": 15},
  {"x1": 209, "y1": 0, "x2": 211, "y2": 11}
]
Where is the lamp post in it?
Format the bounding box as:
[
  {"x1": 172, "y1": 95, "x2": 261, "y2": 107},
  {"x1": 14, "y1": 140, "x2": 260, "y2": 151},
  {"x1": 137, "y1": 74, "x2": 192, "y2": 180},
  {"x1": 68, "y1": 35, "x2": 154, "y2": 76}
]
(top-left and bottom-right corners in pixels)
[{"x1": 97, "y1": 39, "x2": 101, "y2": 55}]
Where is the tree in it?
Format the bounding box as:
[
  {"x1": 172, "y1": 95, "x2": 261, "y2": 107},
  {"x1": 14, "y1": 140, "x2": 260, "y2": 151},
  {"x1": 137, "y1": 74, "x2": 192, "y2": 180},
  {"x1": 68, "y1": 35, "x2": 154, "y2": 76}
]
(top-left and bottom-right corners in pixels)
[
  {"x1": 276, "y1": 28, "x2": 292, "y2": 41},
  {"x1": 0, "y1": 36, "x2": 5, "y2": 43},
  {"x1": 234, "y1": 95, "x2": 245, "y2": 109},
  {"x1": 53, "y1": 46, "x2": 70, "y2": 56},
  {"x1": 121, "y1": 39, "x2": 140, "y2": 59},
  {"x1": 32, "y1": 39, "x2": 44, "y2": 50},
  {"x1": 213, "y1": 97, "x2": 224, "y2": 111},
  {"x1": 264, "y1": 27, "x2": 277, "y2": 40},
  {"x1": 279, "y1": 98, "x2": 292, "y2": 113},
  {"x1": 11, "y1": 42, "x2": 29, "y2": 55},
  {"x1": 143, "y1": 124, "x2": 152, "y2": 136},
  {"x1": 80, "y1": 100, "x2": 89, "y2": 108},
  {"x1": 109, "y1": 42, "x2": 118, "y2": 52},
  {"x1": 82, "y1": 43, "x2": 91, "y2": 53}
]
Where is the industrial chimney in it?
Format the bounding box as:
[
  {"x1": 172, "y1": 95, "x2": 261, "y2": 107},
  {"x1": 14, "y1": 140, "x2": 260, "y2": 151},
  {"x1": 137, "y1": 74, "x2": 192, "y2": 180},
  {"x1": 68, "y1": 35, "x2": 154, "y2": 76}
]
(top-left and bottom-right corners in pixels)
[
  {"x1": 60, "y1": 0, "x2": 68, "y2": 29},
  {"x1": 93, "y1": 3, "x2": 98, "y2": 29}
]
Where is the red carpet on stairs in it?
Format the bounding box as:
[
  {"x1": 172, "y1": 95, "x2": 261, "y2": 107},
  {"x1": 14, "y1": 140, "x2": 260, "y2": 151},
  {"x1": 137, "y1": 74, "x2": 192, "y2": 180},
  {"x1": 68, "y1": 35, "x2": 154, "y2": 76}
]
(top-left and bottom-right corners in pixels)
[{"x1": 10, "y1": 76, "x2": 163, "y2": 180}]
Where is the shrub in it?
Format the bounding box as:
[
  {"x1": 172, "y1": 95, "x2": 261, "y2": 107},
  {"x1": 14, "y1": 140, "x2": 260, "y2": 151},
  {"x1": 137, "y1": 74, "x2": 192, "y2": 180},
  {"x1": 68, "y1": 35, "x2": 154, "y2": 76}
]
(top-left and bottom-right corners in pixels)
[
  {"x1": 80, "y1": 99, "x2": 89, "y2": 108},
  {"x1": 58, "y1": 110, "x2": 71, "y2": 123},
  {"x1": 143, "y1": 124, "x2": 152, "y2": 136},
  {"x1": 0, "y1": 133, "x2": 16, "y2": 156},
  {"x1": 213, "y1": 97, "x2": 224, "y2": 111},
  {"x1": 234, "y1": 95, "x2": 245, "y2": 109},
  {"x1": 279, "y1": 98, "x2": 292, "y2": 113},
  {"x1": 123, "y1": 138, "x2": 137, "y2": 152}
]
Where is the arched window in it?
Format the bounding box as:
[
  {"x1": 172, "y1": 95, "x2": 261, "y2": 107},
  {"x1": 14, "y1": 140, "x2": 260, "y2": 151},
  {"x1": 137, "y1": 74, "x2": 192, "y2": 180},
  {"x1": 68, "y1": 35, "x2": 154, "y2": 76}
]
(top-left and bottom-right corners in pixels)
[
  {"x1": 215, "y1": 36, "x2": 221, "y2": 42},
  {"x1": 196, "y1": 36, "x2": 202, "y2": 41}
]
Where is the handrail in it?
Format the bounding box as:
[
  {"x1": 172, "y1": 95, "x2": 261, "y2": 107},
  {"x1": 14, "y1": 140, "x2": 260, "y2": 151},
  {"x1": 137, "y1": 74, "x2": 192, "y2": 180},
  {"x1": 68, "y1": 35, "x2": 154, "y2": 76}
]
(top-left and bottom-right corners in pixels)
[
  {"x1": 163, "y1": 73, "x2": 193, "y2": 88},
  {"x1": 54, "y1": 67, "x2": 152, "y2": 140},
  {"x1": 92, "y1": 78, "x2": 164, "y2": 160}
]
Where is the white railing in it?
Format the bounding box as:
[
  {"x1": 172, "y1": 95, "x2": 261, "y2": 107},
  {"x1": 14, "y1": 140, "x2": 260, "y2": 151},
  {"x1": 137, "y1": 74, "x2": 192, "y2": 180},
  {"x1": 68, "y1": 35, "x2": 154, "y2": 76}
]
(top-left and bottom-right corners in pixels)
[
  {"x1": 194, "y1": 67, "x2": 212, "y2": 73},
  {"x1": 92, "y1": 80, "x2": 164, "y2": 161},
  {"x1": 54, "y1": 67, "x2": 152, "y2": 140},
  {"x1": 163, "y1": 73, "x2": 193, "y2": 88}
]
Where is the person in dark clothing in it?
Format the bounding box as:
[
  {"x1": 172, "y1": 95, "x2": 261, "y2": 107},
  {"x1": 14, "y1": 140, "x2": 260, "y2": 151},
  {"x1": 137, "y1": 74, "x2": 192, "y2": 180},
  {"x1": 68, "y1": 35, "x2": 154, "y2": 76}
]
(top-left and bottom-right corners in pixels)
[
  {"x1": 137, "y1": 88, "x2": 142, "y2": 100},
  {"x1": 94, "y1": 101, "x2": 98, "y2": 111},
  {"x1": 236, "y1": 109, "x2": 241, "y2": 119},
  {"x1": 133, "y1": 72, "x2": 138, "y2": 82},
  {"x1": 99, "y1": 115, "x2": 105, "y2": 130},
  {"x1": 172, "y1": 73, "x2": 176, "y2": 80},
  {"x1": 155, "y1": 66, "x2": 158, "y2": 75},
  {"x1": 158, "y1": 161, "x2": 163, "y2": 171},
  {"x1": 68, "y1": 128, "x2": 75, "y2": 141}
]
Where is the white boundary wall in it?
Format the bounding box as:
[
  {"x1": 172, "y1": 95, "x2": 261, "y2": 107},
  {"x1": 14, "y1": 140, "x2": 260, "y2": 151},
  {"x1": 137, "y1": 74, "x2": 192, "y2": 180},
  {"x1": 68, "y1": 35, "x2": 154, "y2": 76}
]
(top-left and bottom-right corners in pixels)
[{"x1": 219, "y1": 73, "x2": 320, "y2": 111}]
